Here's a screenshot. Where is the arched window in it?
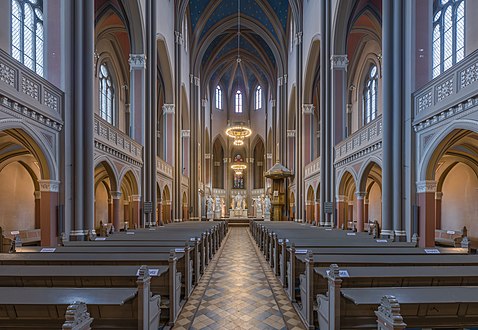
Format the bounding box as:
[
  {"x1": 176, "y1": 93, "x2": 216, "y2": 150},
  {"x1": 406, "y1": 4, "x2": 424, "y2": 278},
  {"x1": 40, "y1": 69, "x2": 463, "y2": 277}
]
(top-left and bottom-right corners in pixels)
[
  {"x1": 215, "y1": 85, "x2": 222, "y2": 109},
  {"x1": 363, "y1": 64, "x2": 378, "y2": 125},
  {"x1": 255, "y1": 86, "x2": 262, "y2": 110},
  {"x1": 235, "y1": 90, "x2": 243, "y2": 113},
  {"x1": 433, "y1": 0, "x2": 465, "y2": 78},
  {"x1": 11, "y1": 0, "x2": 44, "y2": 76},
  {"x1": 99, "y1": 63, "x2": 115, "y2": 124}
]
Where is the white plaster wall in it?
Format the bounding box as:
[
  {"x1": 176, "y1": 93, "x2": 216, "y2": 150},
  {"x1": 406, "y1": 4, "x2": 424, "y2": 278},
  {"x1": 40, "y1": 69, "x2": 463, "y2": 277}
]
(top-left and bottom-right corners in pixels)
[
  {"x1": 368, "y1": 182, "x2": 382, "y2": 226},
  {"x1": 302, "y1": 0, "x2": 321, "y2": 69},
  {"x1": 0, "y1": 162, "x2": 35, "y2": 231},
  {"x1": 441, "y1": 163, "x2": 478, "y2": 238},
  {"x1": 95, "y1": 183, "x2": 109, "y2": 228},
  {"x1": 156, "y1": 0, "x2": 175, "y2": 91}
]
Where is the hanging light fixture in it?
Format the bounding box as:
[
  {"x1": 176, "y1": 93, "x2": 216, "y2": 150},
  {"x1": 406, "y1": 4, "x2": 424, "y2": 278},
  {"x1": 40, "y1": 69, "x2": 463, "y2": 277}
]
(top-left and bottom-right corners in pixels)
[
  {"x1": 231, "y1": 163, "x2": 247, "y2": 175},
  {"x1": 226, "y1": 122, "x2": 252, "y2": 146}
]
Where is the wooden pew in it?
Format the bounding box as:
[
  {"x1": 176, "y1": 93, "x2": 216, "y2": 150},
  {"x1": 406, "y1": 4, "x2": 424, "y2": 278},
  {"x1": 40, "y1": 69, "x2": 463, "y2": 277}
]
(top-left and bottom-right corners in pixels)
[
  {"x1": 0, "y1": 251, "x2": 184, "y2": 324},
  {"x1": 308, "y1": 263, "x2": 478, "y2": 329},
  {"x1": 435, "y1": 225, "x2": 467, "y2": 247},
  {"x1": 0, "y1": 264, "x2": 173, "y2": 326},
  {"x1": 0, "y1": 266, "x2": 160, "y2": 330},
  {"x1": 297, "y1": 252, "x2": 478, "y2": 328},
  {"x1": 319, "y1": 285, "x2": 478, "y2": 329}
]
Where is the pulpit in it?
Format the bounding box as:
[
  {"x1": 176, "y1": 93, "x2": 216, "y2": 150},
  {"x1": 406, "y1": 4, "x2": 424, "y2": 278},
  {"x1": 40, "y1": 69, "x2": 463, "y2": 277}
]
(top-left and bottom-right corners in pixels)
[{"x1": 264, "y1": 161, "x2": 292, "y2": 221}]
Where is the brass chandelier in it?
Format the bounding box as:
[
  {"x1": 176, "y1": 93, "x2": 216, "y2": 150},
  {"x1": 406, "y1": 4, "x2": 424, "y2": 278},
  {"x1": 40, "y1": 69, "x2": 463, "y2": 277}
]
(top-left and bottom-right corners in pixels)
[
  {"x1": 225, "y1": 123, "x2": 252, "y2": 146},
  {"x1": 230, "y1": 163, "x2": 247, "y2": 175}
]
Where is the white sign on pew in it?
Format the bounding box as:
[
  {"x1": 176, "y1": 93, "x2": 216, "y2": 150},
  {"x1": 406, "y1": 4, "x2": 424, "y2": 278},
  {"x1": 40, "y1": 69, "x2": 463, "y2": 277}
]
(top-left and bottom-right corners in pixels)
[
  {"x1": 326, "y1": 270, "x2": 350, "y2": 277},
  {"x1": 325, "y1": 229, "x2": 332, "y2": 231},
  {"x1": 126, "y1": 232, "x2": 135, "y2": 235},
  {"x1": 40, "y1": 248, "x2": 56, "y2": 252},
  {"x1": 295, "y1": 249, "x2": 308, "y2": 254},
  {"x1": 136, "y1": 268, "x2": 160, "y2": 277},
  {"x1": 189, "y1": 237, "x2": 196, "y2": 241},
  {"x1": 175, "y1": 248, "x2": 185, "y2": 253},
  {"x1": 376, "y1": 239, "x2": 388, "y2": 243},
  {"x1": 425, "y1": 248, "x2": 441, "y2": 254},
  {"x1": 347, "y1": 233, "x2": 356, "y2": 236},
  {"x1": 446, "y1": 230, "x2": 456, "y2": 235},
  {"x1": 277, "y1": 239, "x2": 290, "y2": 243},
  {"x1": 95, "y1": 237, "x2": 107, "y2": 241}
]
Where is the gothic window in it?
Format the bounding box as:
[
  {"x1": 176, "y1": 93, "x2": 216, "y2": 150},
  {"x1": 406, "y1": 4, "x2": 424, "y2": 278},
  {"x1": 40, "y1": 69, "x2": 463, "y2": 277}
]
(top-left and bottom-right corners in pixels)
[
  {"x1": 215, "y1": 85, "x2": 222, "y2": 109},
  {"x1": 433, "y1": 0, "x2": 465, "y2": 78},
  {"x1": 99, "y1": 63, "x2": 115, "y2": 124},
  {"x1": 363, "y1": 64, "x2": 378, "y2": 125},
  {"x1": 235, "y1": 90, "x2": 243, "y2": 113},
  {"x1": 255, "y1": 86, "x2": 262, "y2": 110},
  {"x1": 11, "y1": 0, "x2": 44, "y2": 76}
]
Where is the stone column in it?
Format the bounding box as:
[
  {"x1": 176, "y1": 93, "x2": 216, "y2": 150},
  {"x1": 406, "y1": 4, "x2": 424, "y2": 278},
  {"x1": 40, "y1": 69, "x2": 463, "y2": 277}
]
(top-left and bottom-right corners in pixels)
[
  {"x1": 336, "y1": 195, "x2": 346, "y2": 229},
  {"x1": 108, "y1": 198, "x2": 113, "y2": 223},
  {"x1": 72, "y1": 0, "x2": 95, "y2": 240},
  {"x1": 347, "y1": 202, "x2": 354, "y2": 229},
  {"x1": 111, "y1": 191, "x2": 121, "y2": 231},
  {"x1": 356, "y1": 192, "x2": 366, "y2": 232},
  {"x1": 181, "y1": 130, "x2": 190, "y2": 176},
  {"x1": 173, "y1": 26, "x2": 183, "y2": 222},
  {"x1": 162, "y1": 104, "x2": 175, "y2": 164},
  {"x1": 302, "y1": 105, "x2": 315, "y2": 165},
  {"x1": 364, "y1": 198, "x2": 369, "y2": 228},
  {"x1": 330, "y1": 55, "x2": 348, "y2": 144},
  {"x1": 34, "y1": 191, "x2": 41, "y2": 229},
  {"x1": 128, "y1": 54, "x2": 146, "y2": 142},
  {"x1": 123, "y1": 202, "x2": 130, "y2": 226},
  {"x1": 381, "y1": 0, "x2": 394, "y2": 238},
  {"x1": 158, "y1": 199, "x2": 163, "y2": 226},
  {"x1": 435, "y1": 191, "x2": 443, "y2": 230},
  {"x1": 38, "y1": 180, "x2": 60, "y2": 246},
  {"x1": 131, "y1": 195, "x2": 141, "y2": 229},
  {"x1": 314, "y1": 201, "x2": 320, "y2": 226},
  {"x1": 416, "y1": 180, "x2": 437, "y2": 247}
]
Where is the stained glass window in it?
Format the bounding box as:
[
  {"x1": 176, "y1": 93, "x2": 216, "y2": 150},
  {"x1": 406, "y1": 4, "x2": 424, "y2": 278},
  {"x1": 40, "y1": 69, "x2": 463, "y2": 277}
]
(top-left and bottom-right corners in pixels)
[
  {"x1": 99, "y1": 63, "x2": 115, "y2": 124},
  {"x1": 363, "y1": 65, "x2": 378, "y2": 125},
  {"x1": 235, "y1": 90, "x2": 243, "y2": 113}
]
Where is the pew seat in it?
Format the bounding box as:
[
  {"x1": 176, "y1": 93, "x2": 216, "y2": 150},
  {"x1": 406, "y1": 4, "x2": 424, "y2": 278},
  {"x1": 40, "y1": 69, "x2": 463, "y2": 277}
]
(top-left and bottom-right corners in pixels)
[
  {"x1": 0, "y1": 286, "x2": 160, "y2": 330},
  {"x1": 317, "y1": 286, "x2": 478, "y2": 329}
]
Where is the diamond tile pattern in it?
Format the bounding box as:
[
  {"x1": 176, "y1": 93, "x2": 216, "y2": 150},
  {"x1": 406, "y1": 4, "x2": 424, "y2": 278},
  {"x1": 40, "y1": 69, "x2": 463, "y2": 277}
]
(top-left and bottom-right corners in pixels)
[{"x1": 173, "y1": 227, "x2": 305, "y2": 330}]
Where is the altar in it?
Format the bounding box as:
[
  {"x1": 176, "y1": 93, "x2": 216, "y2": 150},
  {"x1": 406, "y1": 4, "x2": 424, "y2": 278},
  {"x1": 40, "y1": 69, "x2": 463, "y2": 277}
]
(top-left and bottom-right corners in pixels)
[{"x1": 229, "y1": 208, "x2": 248, "y2": 218}]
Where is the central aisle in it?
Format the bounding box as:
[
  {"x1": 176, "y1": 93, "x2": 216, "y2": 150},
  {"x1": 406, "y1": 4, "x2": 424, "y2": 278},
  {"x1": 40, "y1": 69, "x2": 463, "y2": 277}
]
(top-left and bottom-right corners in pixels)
[{"x1": 173, "y1": 227, "x2": 305, "y2": 330}]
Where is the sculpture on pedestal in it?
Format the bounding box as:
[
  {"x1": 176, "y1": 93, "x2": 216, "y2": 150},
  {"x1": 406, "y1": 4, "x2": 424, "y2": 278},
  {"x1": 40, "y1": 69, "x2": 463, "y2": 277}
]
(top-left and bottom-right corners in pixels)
[
  {"x1": 214, "y1": 196, "x2": 222, "y2": 219},
  {"x1": 264, "y1": 194, "x2": 271, "y2": 221},
  {"x1": 206, "y1": 195, "x2": 214, "y2": 220}
]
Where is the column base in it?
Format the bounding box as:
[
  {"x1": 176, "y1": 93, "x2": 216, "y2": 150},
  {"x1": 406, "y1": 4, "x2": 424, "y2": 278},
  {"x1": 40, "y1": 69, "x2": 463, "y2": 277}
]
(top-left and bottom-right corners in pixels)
[
  {"x1": 395, "y1": 230, "x2": 407, "y2": 242},
  {"x1": 69, "y1": 230, "x2": 88, "y2": 241},
  {"x1": 380, "y1": 229, "x2": 394, "y2": 239}
]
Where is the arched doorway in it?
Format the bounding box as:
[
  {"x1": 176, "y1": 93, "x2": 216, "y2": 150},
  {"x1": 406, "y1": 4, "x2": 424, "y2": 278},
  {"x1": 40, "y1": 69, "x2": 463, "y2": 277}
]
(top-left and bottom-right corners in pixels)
[
  {"x1": 0, "y1": 128, "x2": 57, "y2": 245},
  {"x1": 120, "y1": 170, "x2": 139, "y2": 229},
  {"x1": 162, "y1": 186, "x2": 171, "y2": 224},
  {"x1": 337, "y1": 171, "x2": 357, "y2": 229},
  {"x1": 359, "y1": 161, "x2": 382, "y2": 232},
  {"x1": 420, "y1": 129, "x2": 478, "y2": 246},
  {"x1": 306, "y1": 186, "x2": 315, "y2": 224},
  {"x1": 94, "y1": 161, "x2": 117, "y2": 230}
]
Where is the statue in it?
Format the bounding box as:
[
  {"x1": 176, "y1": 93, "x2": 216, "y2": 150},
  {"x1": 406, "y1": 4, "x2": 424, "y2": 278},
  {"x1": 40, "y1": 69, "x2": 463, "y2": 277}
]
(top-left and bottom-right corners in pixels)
[
  {"x1": 206, "y1": 195, "x2": 213, "y2": 214},
  {"x1": 264, "y1": 194, "x2": 271, "y2": 221},
  {"x1": 255, "y1": 197, "x2": 263, "y2": 213},
  {"x1": 234, "y1": 193, "x2": 243, "y2": 210}
]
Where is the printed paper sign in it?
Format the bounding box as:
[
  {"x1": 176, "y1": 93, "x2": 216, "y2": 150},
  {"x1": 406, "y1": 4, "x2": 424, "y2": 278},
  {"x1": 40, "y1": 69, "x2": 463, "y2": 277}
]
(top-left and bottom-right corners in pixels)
[
  {"x1": 326, "y1": 270, "x2": 350, "y2": 277},
  {"x1": 136, "y1": 268, "x2": 160, "y2": 276},
  {"x1": 40, "y1": 248, "x2": 56, "y2": 252},
  {"x1": 376, "y1": 239, "x2": 388, "y2": 243},
  {"x1": 347, "y1": 233, "x2": 356, "y2": 236},
  {"x1": 126, "y1": 232, "x2": 135, "y2": 235},
  {"x1": 175, "y1": 248, "x2": 185, "y2": 253},
  {"x1": 295, "y1": 249, "x2": 308, "y2": 254},
  {"x1": 425, "y1": 249, "x2": 440, "y2": 254},
  {"x1": 95, "y1": 237, "x2": 107, "y2": 241},
  {"x1": 446, "y1": 230, "x2": 456, "y2": 235}
]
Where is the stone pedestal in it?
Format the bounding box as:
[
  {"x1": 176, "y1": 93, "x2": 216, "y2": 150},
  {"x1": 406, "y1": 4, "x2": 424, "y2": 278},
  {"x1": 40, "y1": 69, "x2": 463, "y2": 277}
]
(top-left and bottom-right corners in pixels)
[
  {"x1": 207, "y1": 211, "x2": 214, "y2": 221},
  {"x1": 264, "y1": 212, "x2": 271, "y2": 221},
  {"x1": 214, "y1": 210, "x2": 221, "y2": 219},
  {"x1": 256, "y1": 210, "x2": 263, "y2": 219}
]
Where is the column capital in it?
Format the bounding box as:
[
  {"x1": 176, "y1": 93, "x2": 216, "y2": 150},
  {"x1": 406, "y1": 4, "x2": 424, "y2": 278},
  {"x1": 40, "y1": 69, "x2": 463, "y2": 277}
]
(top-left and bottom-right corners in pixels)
[
  {"x1": 270, "y1": 100, "x2": 276, "y2": 107},
  {"x1": 435, "y1": 191, "x2": 443, "y2": 200},
  {"x1": 287, "y1": 130, "x2": 296, "y2": 137},
  {"x1": 34, "y1": 191, "x2": 41, "y2": 199},
  {"x1": 266, "y1": 153, "x2": 273, "y2": 159},
  {"x1": 181, "y1": 129, "x2": 190, "y2": 138},
  {"x1": 111, "y1": 191, "x2": 122, "y2": 200},
  {"x1": 189, "y1": 74, "x2": 200, "y2": 86},
  {"x1": 355, "y1": 192, "x2": 366, "y2": 199},
  {"x1": 278, "y1": 76, "x2": 283, "y2": 86},
  {"x1": 295, "y1": 31, "x2": 303, "y2": 45},
  {"x1": 223, "y1": 158, "x2": 229, "y2": 163},
  {"x1": 416, "y1": 180, "x2": 437, "y2": 193},
  {"x1": 204, "y1": 153, "x2": 211, "y2": 159},
  {"x1": 330, "y1": 55, "x2": 349, "y2": 71},
  {"x1": 336, "y1": 195, "x2": 347, "y2": 202},
  {"x1": 128, "y1": 54, "x2": 146, "y2": 70},
  {"x1": 202, "y1": 99, "x2": 208, "y2": 107},
  {"x1": 302, "y1": 104, "x2": 315, "y2": 114},
  {"x1": 175, "y1": 31, "x2": 184, "y2": 45},
  {"x1": 38, "y1": 180, "x2": 60, "y2": 193},
  {"x1": 131, "y1": 195, "x2": 142, "y2": 202},
  {"x1": 162, "y1": 104, "x2": 175, "y2": 114}
]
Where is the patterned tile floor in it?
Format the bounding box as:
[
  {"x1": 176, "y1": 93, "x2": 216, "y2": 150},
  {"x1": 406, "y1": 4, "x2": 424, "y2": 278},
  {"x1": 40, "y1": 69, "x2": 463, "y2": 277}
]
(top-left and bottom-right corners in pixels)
[{"x1": 172, "y1": 227, "x2": 305, "y2": 330}]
